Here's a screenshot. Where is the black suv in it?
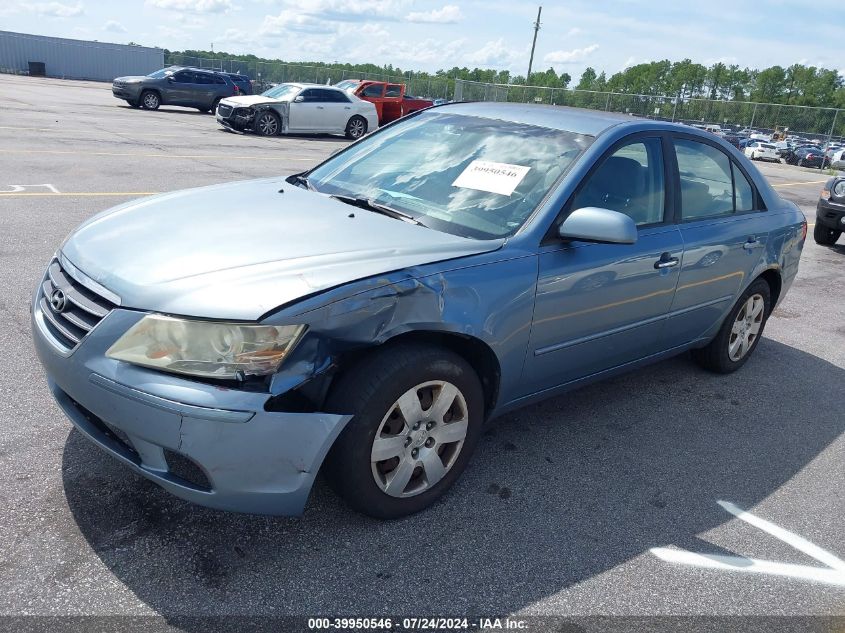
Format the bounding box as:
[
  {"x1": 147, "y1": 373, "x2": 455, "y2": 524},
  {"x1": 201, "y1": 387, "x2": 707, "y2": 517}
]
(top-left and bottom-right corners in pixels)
[
  {"x1": 815, "y1": 177, "x2": 845, "y2": 245},
  {"x1": 112, "y1": 67, "x2": 239, "y2": 113}
]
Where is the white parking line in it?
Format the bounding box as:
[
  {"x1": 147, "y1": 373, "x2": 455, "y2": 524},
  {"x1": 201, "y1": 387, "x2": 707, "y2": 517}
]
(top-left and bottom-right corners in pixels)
[
  {"x1": 651, "y1": 500, "x2": 845, "y2": 587},
  {"x1": 0, "y1": 183, "x2": 60, "y2": 193}
]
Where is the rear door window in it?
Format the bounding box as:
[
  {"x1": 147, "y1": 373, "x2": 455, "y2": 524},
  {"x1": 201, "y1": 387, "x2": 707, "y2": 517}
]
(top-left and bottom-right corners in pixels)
[
  {"x1": 385, "y1": 84, "x2": 402, "y2": 97},
  {"x1": 674, "y1": 138, "x2": 734, "y2": 220}
]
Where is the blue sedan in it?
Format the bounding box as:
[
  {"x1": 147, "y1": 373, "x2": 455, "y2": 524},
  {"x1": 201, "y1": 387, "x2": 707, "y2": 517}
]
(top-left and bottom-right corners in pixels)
[{"x1": 32, "y1": 103, "x2": 806, "y2": 518}]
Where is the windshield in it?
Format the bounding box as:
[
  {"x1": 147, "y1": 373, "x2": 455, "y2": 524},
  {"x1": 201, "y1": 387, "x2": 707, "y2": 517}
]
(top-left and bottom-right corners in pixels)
[
  {"x1": 307, "y1": 111, "x2": 592, "y2": 239},
  {"x1": 335, "y1": 80, "x2": 360, "y2": 91},
  {"x1": 261, "y1": 84, "x2": 300, "y2": 99},
  {"x1": 147, "y1": 69, "x2": 170, "y2": 79}
]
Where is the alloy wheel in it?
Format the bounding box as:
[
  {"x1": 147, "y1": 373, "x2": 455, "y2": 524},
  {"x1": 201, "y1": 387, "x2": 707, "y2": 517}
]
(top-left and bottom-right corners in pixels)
[
  {"x1": 728, "y1": 293, "x2": 764, "y2": 361},
  {"x1": 143, "y1": 93, "x2": 159, "y2": 109},
  {"x1": 349, "y1": 119, "x2": 365, "y2": 138},
  {"x1": 257, "y1": 113, "x2": 278, "y2": 135},
  {"x1": 370, "y1": 381, "x2": 468, "y2": 498}
]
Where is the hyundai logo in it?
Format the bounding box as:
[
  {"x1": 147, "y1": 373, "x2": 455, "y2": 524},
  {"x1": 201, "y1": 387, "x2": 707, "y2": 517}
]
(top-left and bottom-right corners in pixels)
[{"x1": 49, "y1": 289, "x2": 67, "y2": 313}]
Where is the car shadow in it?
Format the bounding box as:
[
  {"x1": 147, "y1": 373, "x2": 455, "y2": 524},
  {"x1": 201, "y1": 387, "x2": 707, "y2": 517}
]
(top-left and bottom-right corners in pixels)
[
  {"x1": 115, "y1": 105, "x2": 212, "y2": 116},
  {"x1": 61, "y1": 338, "x2": 844, "y2": 621}
]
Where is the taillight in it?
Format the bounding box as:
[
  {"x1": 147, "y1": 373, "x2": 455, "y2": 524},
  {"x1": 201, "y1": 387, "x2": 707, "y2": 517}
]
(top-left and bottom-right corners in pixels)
[{"x1": 234, "y1": 85, "x2": 240, "y2": 95}]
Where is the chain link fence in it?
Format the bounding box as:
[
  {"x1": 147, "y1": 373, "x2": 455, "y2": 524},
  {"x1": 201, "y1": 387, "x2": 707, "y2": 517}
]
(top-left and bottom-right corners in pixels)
[
  {"x1": 454, "y1": 79, "x2": 844, "y2": 142},
  {"x1": 163, "y1": 56, "x2": 843, "y2": 141}
]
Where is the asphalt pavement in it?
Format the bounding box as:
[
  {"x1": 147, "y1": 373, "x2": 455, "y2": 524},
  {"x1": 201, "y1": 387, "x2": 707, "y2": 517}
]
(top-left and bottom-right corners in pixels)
[{"x1": 0, "y1": 75, "x2": 843, "y2": 627}]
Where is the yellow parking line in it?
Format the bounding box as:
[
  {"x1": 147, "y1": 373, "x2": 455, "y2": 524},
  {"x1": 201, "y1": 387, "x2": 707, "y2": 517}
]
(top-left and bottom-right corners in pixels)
[
  {"x1": 1, "y1": 149, "x2": 312, "y2": 161},
  {"x1": 0, "y1": 192, "x2": 157, "y2": 197},
  {"x1": 771, "y1": 180, "x2": 828, "y2": 188}
]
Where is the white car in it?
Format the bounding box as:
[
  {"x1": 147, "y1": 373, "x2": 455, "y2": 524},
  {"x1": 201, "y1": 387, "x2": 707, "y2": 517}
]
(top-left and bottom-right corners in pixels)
[
  {"x1": 744, "y1": 141, "x2": 780, "y2": 162},
  {"x1": 830, "y1": 149, "x2": 845, "y2": 170},
  {"x1": 216, "y1": 83, "x2": 378, "y2": 139}
]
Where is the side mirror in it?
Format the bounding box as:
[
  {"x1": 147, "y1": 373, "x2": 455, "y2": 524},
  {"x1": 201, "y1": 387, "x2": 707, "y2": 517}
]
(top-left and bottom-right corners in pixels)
[
  {"x1": 293, "y1": 95, "x2": 305, "y2": 103},
  {"x1": 558, "y1": 207, "x2": 637, "y2": 245},
  {"x1": 166, "y1": 76, "x2": 175, "y2": 83}
]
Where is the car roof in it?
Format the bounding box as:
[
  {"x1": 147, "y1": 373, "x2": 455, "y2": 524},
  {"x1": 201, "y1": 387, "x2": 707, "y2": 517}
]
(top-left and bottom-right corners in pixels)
[{"x1": 432, "y1": 102, "x2": 646, "y2": 137}]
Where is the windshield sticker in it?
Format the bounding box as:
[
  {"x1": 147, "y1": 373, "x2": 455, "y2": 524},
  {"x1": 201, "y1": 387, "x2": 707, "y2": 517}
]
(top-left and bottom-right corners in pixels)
[{"x1": 451, "y1": 160, "x2": 530, "y2": 196}]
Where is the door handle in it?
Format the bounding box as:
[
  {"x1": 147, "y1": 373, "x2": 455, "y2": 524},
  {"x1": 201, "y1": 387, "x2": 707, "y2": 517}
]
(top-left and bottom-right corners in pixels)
[
  {"x1": 654, "y1": 253, "x2": 679, "y2": 269},
  {"x1": 316, "y1": 106, "x2": 324, "y2": 109},
  {"x1": 344, "y1": 106, "x2": 351, "y2": 109},
  {"x1": 743, "y1": 237, "x2": 760, "y2": 251}
]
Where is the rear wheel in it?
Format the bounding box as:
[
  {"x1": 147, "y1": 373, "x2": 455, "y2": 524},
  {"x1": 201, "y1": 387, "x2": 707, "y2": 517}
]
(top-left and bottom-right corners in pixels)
[
  {"x1": 814, "y1": 223, "x2": 842, "y2": 245},
  {"x1": 692, "y1": 279, "x2": 771, "y2": 374},
  {"x1": 345, "y1": 115, "x2": 367, "y2": 140},
  {"x1": 211, "y1": 98, "x2": 221, "y2": 115},
  {"x1": 323, "y1": 343, "x2": 484, "y2": 519},
  {"x1": 254, "y1": 110, "x2": 280, "y2": 136},
  {"x1": 140, "y1": 90, "x2": 160, "y2": 110}
]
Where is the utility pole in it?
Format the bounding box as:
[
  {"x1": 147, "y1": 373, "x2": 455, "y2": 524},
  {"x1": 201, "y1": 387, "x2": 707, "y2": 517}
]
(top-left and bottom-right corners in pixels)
[{"x1": 526, "y1": 6, "x2": 542, "y2": 83}]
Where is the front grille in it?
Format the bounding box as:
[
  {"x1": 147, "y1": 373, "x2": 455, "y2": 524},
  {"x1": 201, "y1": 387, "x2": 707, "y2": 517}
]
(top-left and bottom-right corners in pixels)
[
  {"x1": 217, "y1": 103, "x2": 233, "y2": 118},
  {"x1": 38, "y1": 259, "x2": 116, "y2": 351}
]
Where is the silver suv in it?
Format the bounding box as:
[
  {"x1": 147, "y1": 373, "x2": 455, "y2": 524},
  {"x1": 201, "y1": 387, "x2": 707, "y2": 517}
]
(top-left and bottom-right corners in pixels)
[{"x1": 112, "y1": 66, "x2": 239, "y2": 113}]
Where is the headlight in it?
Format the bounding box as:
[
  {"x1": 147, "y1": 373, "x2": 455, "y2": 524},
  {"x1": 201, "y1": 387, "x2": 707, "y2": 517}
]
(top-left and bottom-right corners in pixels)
[
  {"x1": 106, "y1": 315, "x2": 306, "y2": 379},
  {"x1": 833, "y1": 180, "x2": 845, "y2": 198}
]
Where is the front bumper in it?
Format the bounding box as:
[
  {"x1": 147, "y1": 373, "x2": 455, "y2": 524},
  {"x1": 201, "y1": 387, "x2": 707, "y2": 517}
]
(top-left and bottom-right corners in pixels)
[
  {"x1": 816, "y1": 199, "x2": 845, "y2": 231},
  {"x1": 112, "y1": 84, "x2": 142, "y2": 101},
  {"x1": 32, "y1": 288, "x2": 351, "y2": 516}
]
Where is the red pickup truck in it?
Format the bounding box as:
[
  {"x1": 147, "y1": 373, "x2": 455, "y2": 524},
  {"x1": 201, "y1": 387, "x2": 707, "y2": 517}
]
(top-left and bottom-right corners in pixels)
[{"x1": 335, "y1": 80, "x2": 433, "y2": 125}]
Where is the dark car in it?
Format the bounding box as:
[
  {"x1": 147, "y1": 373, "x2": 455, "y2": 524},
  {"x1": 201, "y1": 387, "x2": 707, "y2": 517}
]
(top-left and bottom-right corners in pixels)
[
  {"x1": 815, "y1": 177, "x2": 845, "y2": 245},
  {"x1": 722, "y1": 134, "x2": 742, "y2": 149},
  {"x1": 112, "y1": 67, "x2": 239, "y2": 113},
  {"x1": 225, "y1": 73, "x2": 253, "y2": 95},
  {"x1": 788, "y1": 146, "x2": 830, "y2": 168}
]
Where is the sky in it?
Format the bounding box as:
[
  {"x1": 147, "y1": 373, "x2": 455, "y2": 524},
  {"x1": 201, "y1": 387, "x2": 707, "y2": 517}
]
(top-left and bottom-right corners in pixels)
[{"x1": 2, "y1": 1, "x2": 843, "y2": 81}]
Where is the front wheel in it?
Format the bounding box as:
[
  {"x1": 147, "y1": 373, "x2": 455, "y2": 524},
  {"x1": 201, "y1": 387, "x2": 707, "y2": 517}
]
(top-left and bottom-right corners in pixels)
[
  {"x1": 814, "y1": 223, "x2": 842, "y2": 245},
  {"x1": 692, "y1": 279, "x2": 771, "y2": 374},
  {"x1": 750, "y1": 151, "x2": 757, "y2": 160},
  {"x1": 323, "y1": 343, "x2": 484, "y2": 519},
  {"x1": 140, "y1": 90, "x2": 160, "y2": 110},
  {"x1": 254, "y1": 110, "x2": 280, "y2": 136},
  {"x1": 345, "y1": 115, "x2": 367, "y2": 140}
]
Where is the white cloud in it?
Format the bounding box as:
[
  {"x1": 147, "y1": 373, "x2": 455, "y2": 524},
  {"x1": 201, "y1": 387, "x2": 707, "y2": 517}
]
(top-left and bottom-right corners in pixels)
[
  {"x1": 544, "y1": 44, "x2": 599, "y2": 64},
  {"x1": 279, "y1": 0, "x2": 408, "y2": 21},
  {"x1": 103, "y1": 20, "x2": 127, "y2": 33},
  {"x1": 564, "y1": 27, "x2": 581, "y2": 37},
  {"x1": 146, "y1": 0, "x2": 233, "y2": 14},
  {"x1": 32, "y1": 2, "x2": 84, "y2": 17},
  {"x1": 463, "y1": 38, "x2": 527, "y2": 70},
  {"x1": 406, "y1": 4, "x2": 462, "y2": 23},
  {"x1": 260, "y1": 9, "x2": 338, "y2": 35},
  {"x1": 621, "y1": 55, "x2": 636, "y2": 69}
]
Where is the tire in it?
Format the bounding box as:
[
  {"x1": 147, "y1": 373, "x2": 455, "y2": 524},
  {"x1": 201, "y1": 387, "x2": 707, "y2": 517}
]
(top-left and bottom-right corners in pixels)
[
  {"x1": 323, "y1": 343, "x2": 484, "y2": 519},
  {"x1": 750, "y1": 151, "x2": 757, "y2": 160},
  {"x1": 140, "y1": 90, "x2": 160, "y2": 110},
  {"x1": 692, "y1": 278, "x2": 771, "y2": 374},
  {"x1": 253, "y1": 110, "x2": 280, "y2": 136},
  {"x1": 211, "y1": 98, "x2": 221, "y2": 115},
  {"x1": 798, "y1": 158, "x2": 804, "y2": 167},
  {"x1": 814, "y1": 223, "x2": 842, "y2": 246},
  {"x1": 345, "y1": 115, "x2": 367, "y2": 140}
]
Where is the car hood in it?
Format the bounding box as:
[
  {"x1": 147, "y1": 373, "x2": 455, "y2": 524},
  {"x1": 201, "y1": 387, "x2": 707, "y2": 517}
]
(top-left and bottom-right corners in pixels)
[
  {"x1": 113, "y1": 76, "x2": 147, "y2": 83},
  {"x1": 220, "y1": 95, "x2": 279, "y2": 107},
  {"x1": 61, "y1": 178, "x2": 503, "y2": 321}
]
